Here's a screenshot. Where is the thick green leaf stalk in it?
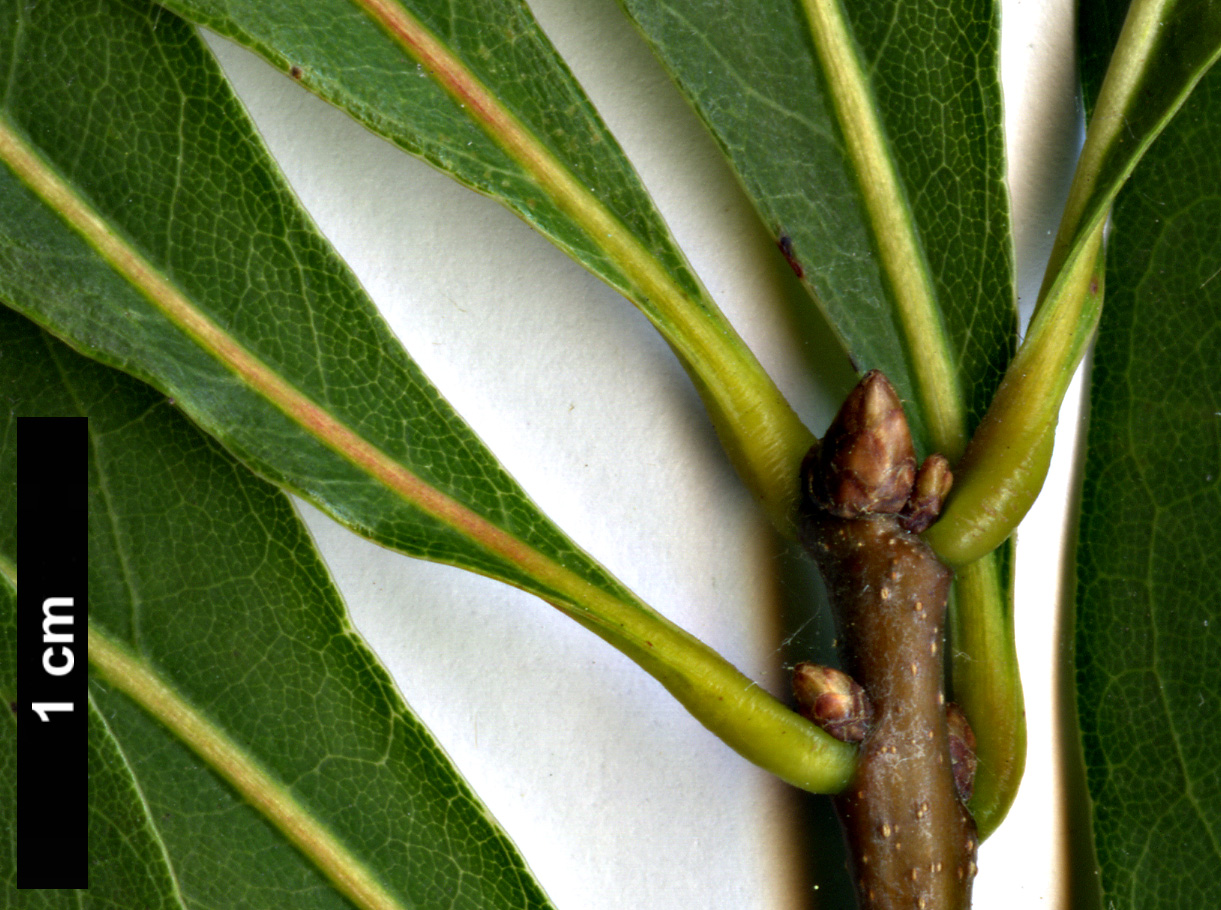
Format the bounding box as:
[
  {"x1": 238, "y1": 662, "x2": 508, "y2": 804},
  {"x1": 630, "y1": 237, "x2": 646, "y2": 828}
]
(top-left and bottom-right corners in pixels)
[
  {"x1": 928, "y1": 0, "x2": 1221, "y2": 567},
  {"x1": 799, "y1": 373, "x2": 977, "y2": 910}
]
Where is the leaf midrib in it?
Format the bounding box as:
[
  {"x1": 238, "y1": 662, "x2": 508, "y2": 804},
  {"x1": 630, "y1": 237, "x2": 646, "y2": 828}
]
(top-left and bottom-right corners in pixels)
[
  {"x1": 349, "y1": 0, "x2": 731, "y2": 374},
  {"x1": 796, "y1": 0, "x2": 966, "y2": 457},
  {"x1": 1046, "y1": 0, "x2": 1168, "y2": 289},
  {"x1": 0, "y1": 114, "x2": 602, "y2": 614},
  {"x1": 0, "y1": 113, "x2": 861, "y2": 794},
  {"x1": 88, "y1": 627, "x2": 410, "y2": 910},
  {"x1": 341, "y1": 0, "x2": 822, "y2": 532},
  {"x1": 1042, "y1": 0, "x2": 1221, "y2": 307}
]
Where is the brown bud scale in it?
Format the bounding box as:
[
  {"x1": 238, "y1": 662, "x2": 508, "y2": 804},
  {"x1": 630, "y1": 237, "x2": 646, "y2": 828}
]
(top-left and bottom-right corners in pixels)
[
  {"x1": 792, "y1": 662, "x2": 874, "y2": 743},
  {"x1": 946, "y1": 702, "x2": 979, "y2": 805},
  {"x1": 900, "y1": 454, "x2": 954, "y2": 533},
  {"x1": 809, "y1": 371, "x2": 916, "y2": 518}
]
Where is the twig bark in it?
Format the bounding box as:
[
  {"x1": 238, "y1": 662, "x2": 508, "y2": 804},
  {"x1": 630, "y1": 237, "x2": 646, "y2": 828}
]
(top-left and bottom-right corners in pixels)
[{"x1": 797, "y1": 371, "x2": 977, "y2": 910}]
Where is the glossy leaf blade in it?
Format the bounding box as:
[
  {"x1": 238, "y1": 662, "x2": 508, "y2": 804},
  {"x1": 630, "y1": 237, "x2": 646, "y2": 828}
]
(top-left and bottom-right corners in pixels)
[
  {"x1": 1074, "y1": 32, "x2": 1221, "y2": 910},
  {"x1": 616, "y1": 0, "x2": 1017, "y2": 455},
  {"x1": 157, "y1": 0, "x2": 814, "y2": 531},
  {"x1": 0, "y1": 305, "x2": 557, "y2": 909},
  {"x1": 0, "y1": 0, "x2": 852, "y2": 793},
  {"x1": 930, "y1": 0, "x2": 1221, "y2": 566},
  {"x1": 1053, "y1": 0, "x2": 1221, "y2": 288}
]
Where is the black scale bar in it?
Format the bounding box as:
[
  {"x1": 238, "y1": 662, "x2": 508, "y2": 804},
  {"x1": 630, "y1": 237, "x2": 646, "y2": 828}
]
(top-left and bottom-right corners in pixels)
[{"x1": 17, "y1": 417, "x2": 88, "y2": 889}]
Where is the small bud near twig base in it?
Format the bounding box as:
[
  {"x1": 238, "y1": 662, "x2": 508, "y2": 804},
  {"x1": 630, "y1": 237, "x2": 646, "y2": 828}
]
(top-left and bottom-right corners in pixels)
[
  {"x1": 946, "y1": 702, "x2": 978, "y2": 804},
  {"x1": 808, "y1": 370, "x2": 916, "y2": 517},
  {"x1": 792, "y1": 662, "x2": 874, "y2": 743}
]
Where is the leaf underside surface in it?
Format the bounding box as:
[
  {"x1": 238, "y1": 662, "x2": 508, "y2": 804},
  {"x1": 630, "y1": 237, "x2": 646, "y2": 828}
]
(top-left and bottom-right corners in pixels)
[
  {"x1": 0, "y1": 0, "x2": 634, "y2": 610},
  {"x1": 1076, "y1": 3, "x2": 1221, "y2": 905},
  {"x1": 616, "y1": 0, "x2": 1017, "y2": 454},
  {"x1": 150, "y1": 0, "x2": 828, "y2": 543},
  {"x1": 158, "y1": 0, "x2": 705, "y2": 312},
  {"x1": 0, "y1": 305, "x2": 557, "y2": 909},
  {"x1": 0, "y1": 0, "x2": 855, "y2": 807}
]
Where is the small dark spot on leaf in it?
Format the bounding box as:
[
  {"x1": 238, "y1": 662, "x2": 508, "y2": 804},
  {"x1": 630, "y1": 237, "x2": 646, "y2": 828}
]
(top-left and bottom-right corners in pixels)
[
  {"x1": 289, "y1": 65, "x2": 303, "y2": 80},
  {"x1": 1089, "y1": 276, "x2": 1099, "y2": 295},
  {"x1": 9, "y1": 701, "x2": 17, "y2": 714},
  {"x1": 777, "y1": 234, "x2": 804, "y2": 278}
]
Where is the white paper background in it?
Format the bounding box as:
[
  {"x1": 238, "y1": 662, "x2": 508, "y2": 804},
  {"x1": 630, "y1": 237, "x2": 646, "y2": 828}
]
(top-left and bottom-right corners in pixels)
[{"x1": 206, "y1": 0, "x2": 1092, "y2": 905}]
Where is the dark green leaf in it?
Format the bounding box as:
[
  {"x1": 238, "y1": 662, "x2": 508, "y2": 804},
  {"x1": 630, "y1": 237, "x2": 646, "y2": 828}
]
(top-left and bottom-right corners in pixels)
[
  {"x1": 1075, "y1": 26, "x2": 1221, "y2": 909},
  {"x1": 0, "y1": 0, "x2": 622, "y2": 606},
  {"x1": 0, "y1": 305, "x2": 557, "y2": 909},
  {"x1": 0, "y1": 0, "x2": 851, "y2": 796},
  {"x1": 1060, "y1": 0, "x2": 1221, "y2": 282},
  {"x1": 158, "y1": 0, "x2": 698, "y2": 308},
  {"x1": 615, "y1": 0, "x2": 1017, "y2": 455},
  {"x1": 156, "y1": 0, "x2": 815, "y2": 529},
  {"x1": 926, "y1": 0, "x2": 1220, "y2": 568}
]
